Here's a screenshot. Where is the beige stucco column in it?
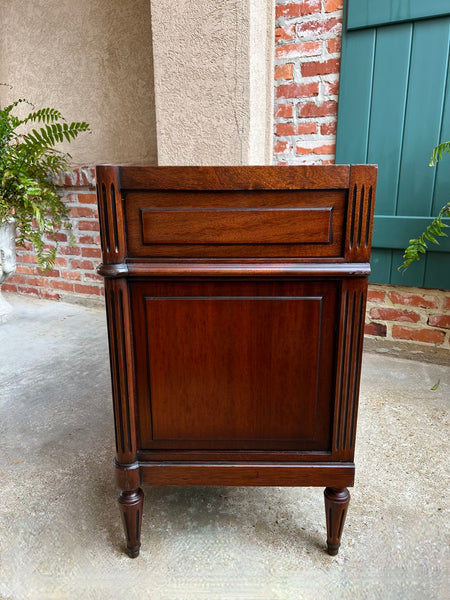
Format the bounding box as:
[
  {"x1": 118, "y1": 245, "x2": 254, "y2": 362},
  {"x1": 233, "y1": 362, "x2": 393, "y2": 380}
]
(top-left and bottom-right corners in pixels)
[
  {"x1": 0, "y1": 0, "x2": 157, "y2": 165},
  {"x1": 150, "y1": 0, "x2": 274, "y2": 165}
]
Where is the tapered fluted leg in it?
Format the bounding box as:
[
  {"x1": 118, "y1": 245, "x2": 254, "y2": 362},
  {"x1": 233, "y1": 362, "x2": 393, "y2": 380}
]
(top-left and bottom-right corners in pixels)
[
  {"x1": 118, "y1": 488, "x2": 144, "y2": 558},
  {"x1": 324, "y1": 487, "x2": 350, "y2": 556}
]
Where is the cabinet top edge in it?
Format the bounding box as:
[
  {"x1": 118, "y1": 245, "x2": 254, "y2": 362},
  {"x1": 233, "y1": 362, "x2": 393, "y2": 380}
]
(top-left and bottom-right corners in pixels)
[{"x1": 95, "y1": 165, "x2": 377, "y2": 192}]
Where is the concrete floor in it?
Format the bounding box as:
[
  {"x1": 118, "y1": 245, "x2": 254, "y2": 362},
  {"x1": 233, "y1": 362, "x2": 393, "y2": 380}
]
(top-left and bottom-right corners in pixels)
[{"x1": 0, "y1": 292, "x2": 448, "y2": 600}]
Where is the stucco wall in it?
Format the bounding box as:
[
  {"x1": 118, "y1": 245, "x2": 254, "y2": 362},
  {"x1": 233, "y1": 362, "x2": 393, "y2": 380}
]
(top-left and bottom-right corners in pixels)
[
  {"x1": 150, "y1": 0, "x2": 274, "y2": 165},
  {"x1": 0, "y1": 0, "x2": 157, "y2": 165}
]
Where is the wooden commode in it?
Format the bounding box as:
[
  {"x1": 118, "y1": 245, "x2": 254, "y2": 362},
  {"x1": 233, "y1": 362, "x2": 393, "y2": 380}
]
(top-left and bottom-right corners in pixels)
[{"x1": 96, "y1": 165, "x2": 376, "y2": 557}]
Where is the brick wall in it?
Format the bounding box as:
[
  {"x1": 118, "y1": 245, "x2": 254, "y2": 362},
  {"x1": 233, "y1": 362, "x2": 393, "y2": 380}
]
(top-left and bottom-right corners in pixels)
[
  {"x1": 274, "y1": 0, "x2": 342, "y2": 165},
  {"x1": 4, "y1": 167, "x2": 104, "y2": 306},
  {"x1": 365, "y1": 284, "x2": 450, "y2": 354}
]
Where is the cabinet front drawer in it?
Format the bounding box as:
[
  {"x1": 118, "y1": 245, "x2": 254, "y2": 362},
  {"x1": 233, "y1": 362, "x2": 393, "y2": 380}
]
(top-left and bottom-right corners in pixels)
[
  {"x1": 124, "y1": 190, "x2": 346, "y2": 259},
  {"x1": 141, "y1": 207, "x2": 332, "y2": 245}
]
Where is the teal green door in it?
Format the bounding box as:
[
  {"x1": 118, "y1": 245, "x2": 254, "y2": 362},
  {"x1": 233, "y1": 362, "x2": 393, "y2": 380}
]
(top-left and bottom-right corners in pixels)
[{"x1": 336, "y1": 0, "x2": 450, "y2": 289}]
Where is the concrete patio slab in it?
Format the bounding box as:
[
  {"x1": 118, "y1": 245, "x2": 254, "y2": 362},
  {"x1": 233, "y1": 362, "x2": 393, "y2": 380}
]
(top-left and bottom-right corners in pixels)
[{"x1": 0, "y1": 292, "x2": 448, "y2": 600}]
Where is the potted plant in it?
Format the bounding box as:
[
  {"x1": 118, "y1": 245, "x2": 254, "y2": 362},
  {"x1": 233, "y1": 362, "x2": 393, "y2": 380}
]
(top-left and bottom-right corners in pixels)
[{"x1": 0, "y1": 96, "x2": 90, "y2": 319}]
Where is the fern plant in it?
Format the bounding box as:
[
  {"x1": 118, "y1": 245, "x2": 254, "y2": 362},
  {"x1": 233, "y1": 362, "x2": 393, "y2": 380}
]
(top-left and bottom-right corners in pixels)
[
  {"x1": 399, "y1": 141, "x2": 450, "y2": 272},
  {"x1": 0, "y1": 96, "x2": 90, "y2": 271}
]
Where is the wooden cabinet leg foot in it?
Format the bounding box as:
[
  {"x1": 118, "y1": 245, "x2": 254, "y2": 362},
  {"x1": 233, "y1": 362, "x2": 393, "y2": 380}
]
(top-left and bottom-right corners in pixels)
[
  {"x1": 324, "y1": 487, "x2": 350, "y2": 556},
  {"x1": 118, "y1": 488, "x2": 144, "y2": 558}
]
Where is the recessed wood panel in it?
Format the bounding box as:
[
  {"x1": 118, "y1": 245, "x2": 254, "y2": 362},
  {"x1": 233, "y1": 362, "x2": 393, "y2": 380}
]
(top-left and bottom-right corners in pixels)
[
  {"x1": 141, "y1": 207, "x2": 332, "y2": 245},
  {"x1": 132, "y1": 280, "x2": 337, "y2": 452}
]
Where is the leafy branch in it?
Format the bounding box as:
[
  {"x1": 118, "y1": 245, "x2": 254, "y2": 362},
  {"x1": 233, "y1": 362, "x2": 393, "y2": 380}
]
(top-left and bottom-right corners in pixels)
[
  {"x1": 399, "y1": 141, "x2": 450, "y2": 272},
  {"x1": 429, "y1": 141, "x2": 450, "y2": 166},
  {"x1": 399, "y1": 202, "x2": 450, "y2": 272}
]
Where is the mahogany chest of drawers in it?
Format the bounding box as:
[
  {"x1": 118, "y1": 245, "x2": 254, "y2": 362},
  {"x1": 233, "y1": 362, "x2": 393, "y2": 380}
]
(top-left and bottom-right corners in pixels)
[{"x1": 96, "y1": 165, "x2": 376, "y2": 557}]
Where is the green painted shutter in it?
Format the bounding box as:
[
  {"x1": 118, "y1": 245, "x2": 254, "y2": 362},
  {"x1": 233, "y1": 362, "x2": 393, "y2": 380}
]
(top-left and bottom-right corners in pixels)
[{"x1": 336, "y1": 0, "x2": 450, "y2": 289}]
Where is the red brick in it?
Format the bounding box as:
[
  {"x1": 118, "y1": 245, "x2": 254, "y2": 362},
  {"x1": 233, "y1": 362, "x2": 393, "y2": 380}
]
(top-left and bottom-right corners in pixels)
[
  {"x1": 17, "y1": 286, "x2": 40, "y2": 297},
  {"x1": 21, "y1": 254, "x2": 38, "y2": 264},
  {"x1": 277, "y1": 82, "x2": 319, "y2": 99},
  {"x1": 78, "y1": 220, "x2": 100, "y2": 232},
  {"x1": 37, "y1": 268, "x2": 60, "y2": 278},
  {"x1": 50, "y1": 280, "x2": 75, "y2": 292},
  {"x1": 40, "y1": 289, "x2": 60, "y2": 301},
  {"x1": 81, "y1": 247, "x2": 102, "y2": 258},
  {"x1": 274, "y1": 140, "x2": 293, "y2": 154},
  {"x1": 61, "y1": 193, "x2": 78, "y2": 205},
  {"x1": 1, "y1": 283, "x2": 17, "y2": 293},
  {"x1": 84, "y1": 272, "x2": 103, "y2": 282},
  {"x1": 27, "y1": 277, "x2": 51, "y2": 287},
  {"x1": 275, "y1": 63, "x2": 294, "y2": 81},
  {"x1": 78, "y1": 234, "x2": 100, "y2": 245},
  {"x1": 325, "y1": 0, "x2": 343, "y2": 12},
  {"x1": 61, "y1": 270, "x2": 82, "y2": 281},
  {"x1": 276, "y1": 0, "x2": 321, "y2": 20},
  {"x1": 77, "y1": 194, "x2": 98, "y2": 205},
  {"x1": 365, "y1": 322, "x2": 387, "y2": 337},
  {"x1": 276, "y1": 122, "x2": 317, "y2": 136},
  {"x1": 70, "y1": 259, "x2": 94, "y2": 270},
  {"x1": 275, "y1": 104, "x2": 294, "y2": 119},
  {"x1": 367, "y1": 288, "x2": 386, "y2": 302},
  {"x1": 313, "y1": 144, "x2": 335, "y2": 155},
  {"x1": 324, "y1": 79, "x2": 340, "y2": 96},
  {"x1": 59, "y1": 245, "x2": 81, "y2": 256},
  {"x1": 70, "y1": 206, "x2": 96, "y2": 218},
  {"x1": 389, "y1": 291, "x2": 438, "y2": 309},
  {"x1": 444, "y1": 296, "x2": 450, "y2": 310},
  {"x1": 54, "y1": 257, "x2": 68, "y2": 267},
  {"x1": 50, "y1": 233, "x2": 68, "y2": 243},
  {"x1": 320, "y1": 121, "x2": 337, "y2": 135},
  {"x1": 296, "y1": 17, "x2": 342, "y2": 38},
  {"x1": 74, "y1": 284, "x2": 101, "y2": 295},
  {"x1": 301, "y1": 58, "x2": 340, "y2": 78},
  {"x1": 298, "y1": 101, "x2": 338, "y2": 117},
  {"x1": 8, "y1": 274, "x2": 26, "y2": 285},
  {"x1": 15, "y1": 265, "x2": 36, "y2": 275},
  {"x1": 327, "y1": 37, "x2": 341, "y2": 54},
  {"x1": 428, "y1": 314, "x2": 450, "y2": 329},
  {"x1": 392, "y1": 325, "x2": 445, "y2": 344},
  {"x1": 370, "y1": 307, "x2": 420, "y2": 323},
  {"x1": 275, "y1": 25, "x2": 295, "y2": 42},
  {"x1": 276, "y1": 41, "x2": 322, "y2": 59},
  {"x1": 296, "y1": 143, "x2": 336, "y2": 155}
]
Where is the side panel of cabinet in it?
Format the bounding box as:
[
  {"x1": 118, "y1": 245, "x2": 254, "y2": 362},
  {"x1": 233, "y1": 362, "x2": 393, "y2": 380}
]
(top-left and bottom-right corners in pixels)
[{"x1": 131, "y1": 280, "x2": 339, "y2": 452}]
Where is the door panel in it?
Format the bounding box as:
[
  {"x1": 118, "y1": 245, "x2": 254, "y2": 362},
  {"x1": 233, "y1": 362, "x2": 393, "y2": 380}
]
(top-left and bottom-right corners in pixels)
[{"x1": 132, "y1": 280, "x2": 338, "y2": 452}]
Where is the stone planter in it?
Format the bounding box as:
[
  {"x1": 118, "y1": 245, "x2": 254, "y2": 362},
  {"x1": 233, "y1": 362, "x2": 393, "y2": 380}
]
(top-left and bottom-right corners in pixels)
[{"x1": 0, "y1": 219, "x2": 17, "y2": 323}]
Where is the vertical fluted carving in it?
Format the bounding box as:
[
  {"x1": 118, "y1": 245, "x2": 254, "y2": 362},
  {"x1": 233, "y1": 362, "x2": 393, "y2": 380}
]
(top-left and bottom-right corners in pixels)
[
  {"x1": 104, "y1": 279, "x2": 136, "y2": 463},
  {"x1": 96, "y1": 166, "x2": 126, "y2": 265},
  {"x1": 346, "y1": 165, "x2": 377, "y2": 261},
  {"x1": 334, "y1": 281, "x2": 367, "y2": 457}
]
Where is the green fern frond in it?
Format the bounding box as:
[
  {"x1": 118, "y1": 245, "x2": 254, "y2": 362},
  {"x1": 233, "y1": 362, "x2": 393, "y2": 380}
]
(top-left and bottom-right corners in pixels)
[
  {"x1": 430, "y1": 141, "x2": 450, "y2": 166},
  {"x1": 23, "y1": 107, "x2": 64, "y2": 124},
  {"x1": 399, "y1": 203, "x2": 450, "y2": 271}
]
